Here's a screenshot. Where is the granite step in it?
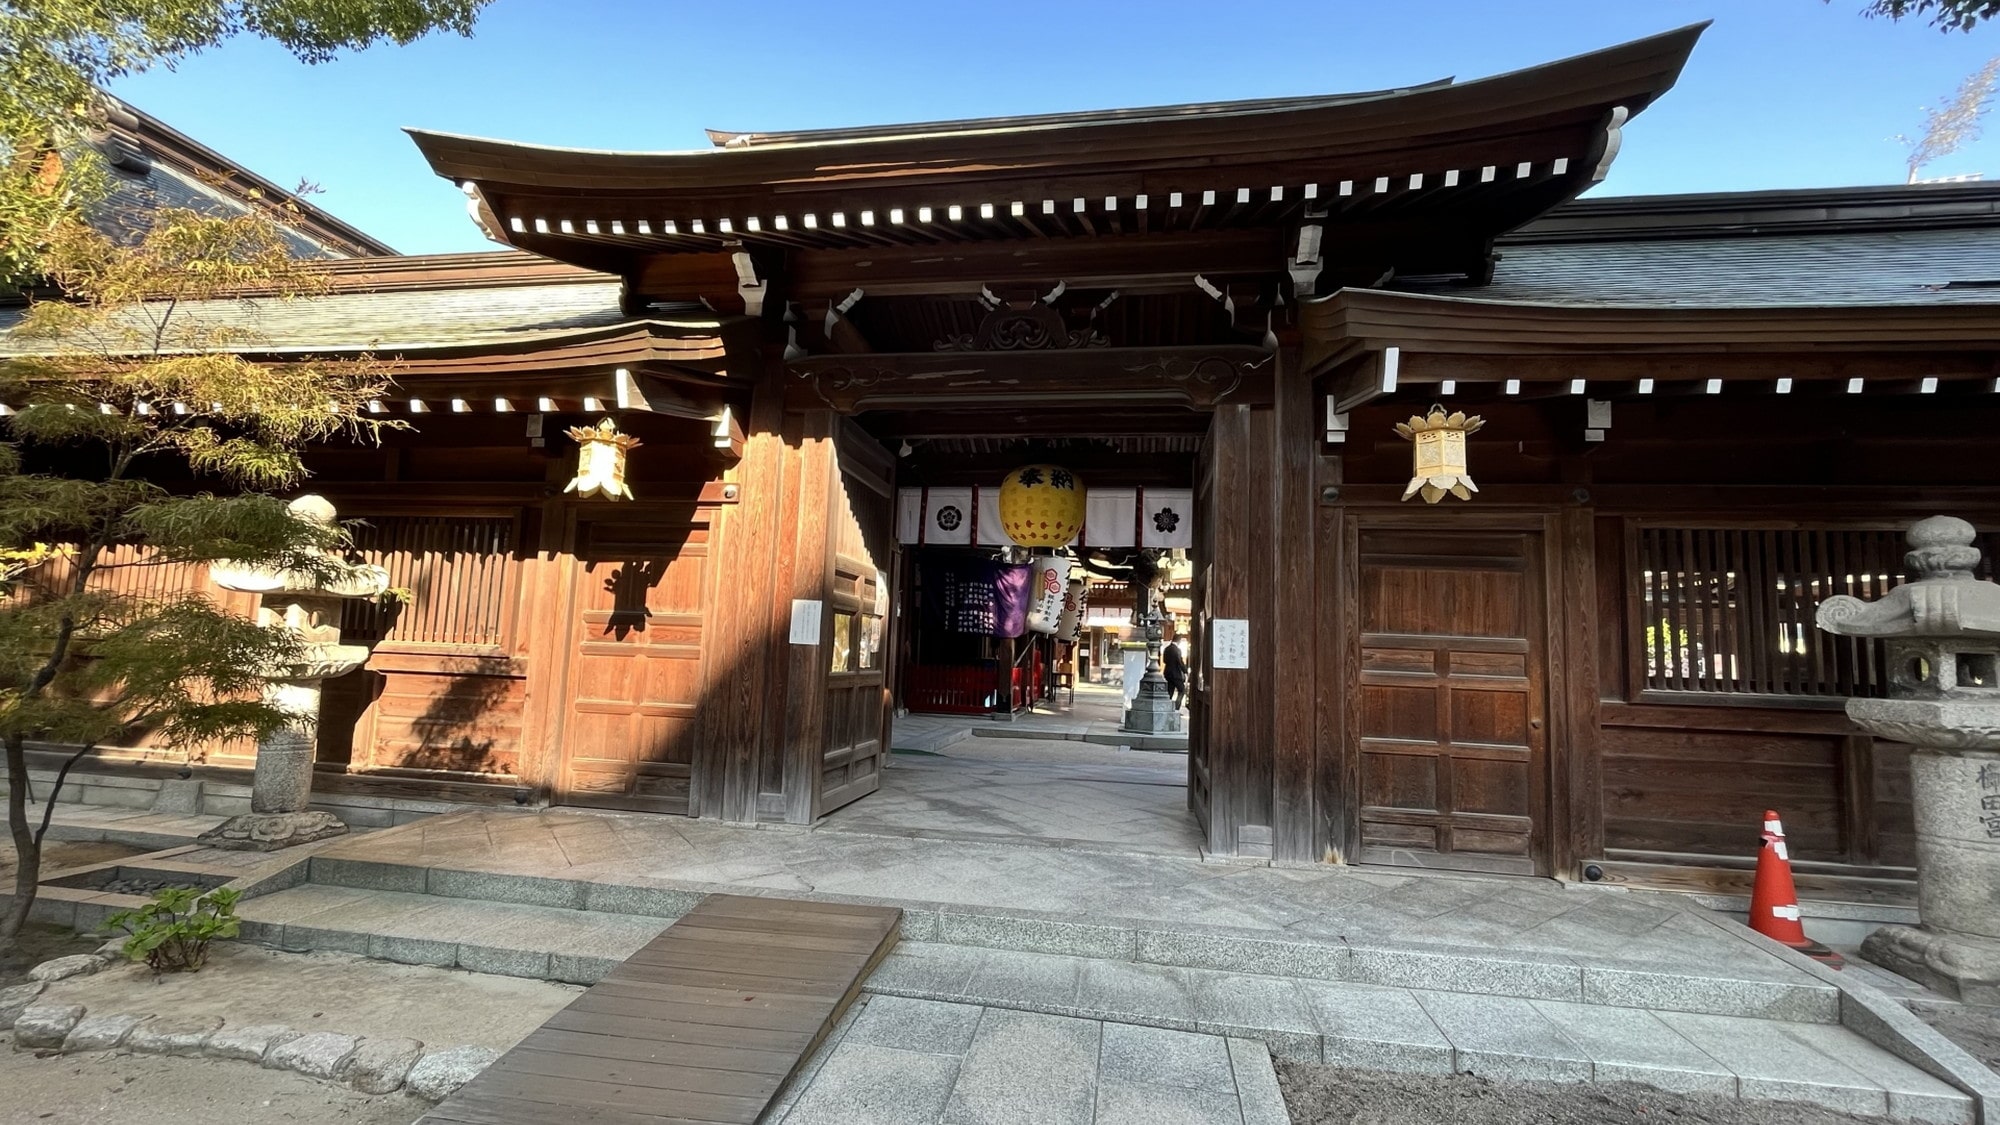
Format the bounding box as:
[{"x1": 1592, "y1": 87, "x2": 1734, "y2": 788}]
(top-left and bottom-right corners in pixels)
[
  {"x1": 223, "y1": 884, "x2": 1974, "y2": 1125},
  {"x1": 865, "y1": 943, "x2": 1975, "y2": 1124},
  {"x1": 296, "y1": 853, "x2": 1843, "y2": 1024},
  {"x1": 233, "y1": 884, "x2": 670, "y2": 982}
]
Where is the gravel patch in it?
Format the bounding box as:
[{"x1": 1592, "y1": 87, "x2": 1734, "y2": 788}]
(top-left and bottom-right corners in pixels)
[
  {"x1": 1911, "y1": 1003, "x2": 2000, "y2": 1073},
  {"x1": 1276, "y1": 1060, "x2": 1905, "y2": 1125}
]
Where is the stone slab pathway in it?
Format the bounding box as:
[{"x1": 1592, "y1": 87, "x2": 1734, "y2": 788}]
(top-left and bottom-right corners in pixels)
[
  {"x1": 818, "y1": 753, "x2": 1201, "y2": 857},
  {"x1": 765, "y1": 996, "x2": 1288, "y2": 1125},
  {"x1": 306, "y1": 809, "x2": 1813, "y2": 989}
]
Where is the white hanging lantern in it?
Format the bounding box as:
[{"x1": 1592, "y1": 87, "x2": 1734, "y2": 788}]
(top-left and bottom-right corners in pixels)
[
  {"x1": 565, "y1": 418, "x2": 641, "y2": 501},
  {"x1": 1025, "y1": 555, "x2": 1073, "y2": 635},
  {"x1": 1056, "y1": 576, "x2": 1088, "y2": 642}
]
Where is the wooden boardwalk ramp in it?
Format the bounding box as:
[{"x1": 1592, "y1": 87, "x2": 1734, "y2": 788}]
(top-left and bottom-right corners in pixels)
[{"x1": 418, "y1": 894, "x2": 901, "y2": 1125}]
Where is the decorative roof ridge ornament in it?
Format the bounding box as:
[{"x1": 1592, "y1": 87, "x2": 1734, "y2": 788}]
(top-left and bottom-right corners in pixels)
[
  {"x1": 566, "y1": 417, "x2": 642, "y2": 500},
  {"x1": 936, "y1": 288, "x2": 1108, "y2": 352},
  {"x1": 1396, "y1": 404, "x2": 1483, "y2": 503}
]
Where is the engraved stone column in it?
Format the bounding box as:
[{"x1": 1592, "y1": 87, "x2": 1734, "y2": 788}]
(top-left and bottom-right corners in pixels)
[
  {"x1": 199, "y1": 495, "x2": 389, "y2": 851},
  {"x1": 1816, "y1": 515, "x2": 2000, "y2": 1005}
]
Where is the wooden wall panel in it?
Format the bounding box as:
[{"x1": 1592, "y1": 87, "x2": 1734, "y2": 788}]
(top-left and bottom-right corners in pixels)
[
  {"x1": 1600, "y1": 723, "x2": 1843, "y2": 858},
  {"x1": 345, "y1": 657, "x2": 528, "y2": 777}
]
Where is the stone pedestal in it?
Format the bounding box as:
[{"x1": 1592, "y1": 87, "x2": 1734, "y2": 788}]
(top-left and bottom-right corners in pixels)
[
  {"x1": 1816, "y1": 515, "x2": 2000, "y2": 1004},
  {"x1": 197, "y1": 495, "x2": 387, "y2": 852},
  {"x1": 1857, "y1": 736, "x2": 2000, "y2": 1005}
]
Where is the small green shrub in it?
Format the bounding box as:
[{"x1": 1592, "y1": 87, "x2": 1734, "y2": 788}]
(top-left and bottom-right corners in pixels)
[{"x1": 105, "y1": 886, "x2": 242, "y2": 974}]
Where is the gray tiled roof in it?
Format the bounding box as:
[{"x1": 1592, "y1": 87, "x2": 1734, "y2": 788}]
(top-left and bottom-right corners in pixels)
[
  {"x1": 96, "y1": 161, "x2": 346, "y2": 262},
  {"x1": 0, "y1": 280, "x2": 631, "y2": 356},
  {"x1": 1464, "y1": 227, "x2": 2000, "y2": 306}
]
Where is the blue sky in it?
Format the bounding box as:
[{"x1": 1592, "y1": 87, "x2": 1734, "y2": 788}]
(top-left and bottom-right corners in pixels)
[{"x1": 110, "y1": 0, "x2": 2000, "y2": 255}]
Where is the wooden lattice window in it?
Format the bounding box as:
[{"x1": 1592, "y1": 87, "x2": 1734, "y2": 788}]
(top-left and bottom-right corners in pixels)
[
  {"x1": 340, "y1": 514, "x2": 519, "y2": 649},
  {"x1": 1633, "y1": 525, "x2": 1999, "y2": 701}
]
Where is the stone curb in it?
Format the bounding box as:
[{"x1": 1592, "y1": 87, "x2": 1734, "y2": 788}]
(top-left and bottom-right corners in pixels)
[
  {"x1": 1, "y1": 991, "x2": 492, "y2": 1101},
  {"x1": 1684, "y1": 905, "x2": 2000, "y2": 1125},
  {"x1": 293, "y1": 858, "x2": 1839, "y2": 1022}
]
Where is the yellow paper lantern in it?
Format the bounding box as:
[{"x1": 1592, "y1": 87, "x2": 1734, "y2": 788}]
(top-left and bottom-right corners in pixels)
[
  {"x1": 998, "y1": 465, "x2": 1085, "y2": 548},
  {"x1": 1396, "y1": 406, "x2": 1484, "y2": 504},
  {"x1": 565, "y1": 418, "x2": 642, "y2": 501}
]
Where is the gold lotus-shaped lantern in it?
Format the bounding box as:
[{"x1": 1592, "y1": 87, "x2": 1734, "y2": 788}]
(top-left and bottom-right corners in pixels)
[
  {"x1": 565, "y1": 418, "x2": 642, "y2": 501},
  {"x1": 1396, "y1": 406, "x2": 1484, "y2": 504}
]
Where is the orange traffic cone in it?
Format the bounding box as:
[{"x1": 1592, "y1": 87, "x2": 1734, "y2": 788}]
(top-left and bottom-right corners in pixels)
[{"x1": 1748, "y1": 810, "x2": 1843, "y2": 967}]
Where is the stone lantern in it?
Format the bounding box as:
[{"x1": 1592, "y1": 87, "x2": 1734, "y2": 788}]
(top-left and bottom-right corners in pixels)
[
  {"x1": 1815, "y1": 515, "x2": 2000, "y2": 1004},
  {"x1": 198, "y1": 495, "x2": 390, "y2": 851},
  {"x1": 1121, "y1": 552, "x2": 1181, "y2": 736}
]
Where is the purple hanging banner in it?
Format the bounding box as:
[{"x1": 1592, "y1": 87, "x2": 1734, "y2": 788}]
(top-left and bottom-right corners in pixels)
[{"x1": 922, "y1": 560, "x2": 1031, "y2": 637}]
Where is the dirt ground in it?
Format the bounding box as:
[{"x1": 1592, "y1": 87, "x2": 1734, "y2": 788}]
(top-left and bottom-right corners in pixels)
[
  {"x1": 0, "y1": 839, "x2": 145, "y2": 888},
  {"x1": 1912, "y1": 1002, "x2": 2000, "y2": 1072},
  {"x1": 1276, "y1": 1062, "x2": 1903, "y2": 1125},
  {"x1": 1, "y1": 923, "x2": 103, "y2": 989},
  {"x1": 41, "y1": 942, "x2": 581, "y2": 1051},
  {"x1": 6, "y1": 942, "x2": 580, "y2": 1124},
  {"x1": 2, "y1": 840, "x2": 148, "y2": 983},
  {"x1": 0, "y1": 1049, "x2": 425, "y2": 1125}
]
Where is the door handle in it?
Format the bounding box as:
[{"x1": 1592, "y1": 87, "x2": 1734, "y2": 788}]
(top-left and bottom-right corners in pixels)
[{"x1": 1529, "y1": 718, "x2": 1543, "y2": 730}]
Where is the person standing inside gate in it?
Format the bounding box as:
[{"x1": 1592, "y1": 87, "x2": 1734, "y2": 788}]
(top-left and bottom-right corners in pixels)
[{"x1": 1162, "y1": 636, "x2": 1187, "y2": 709}]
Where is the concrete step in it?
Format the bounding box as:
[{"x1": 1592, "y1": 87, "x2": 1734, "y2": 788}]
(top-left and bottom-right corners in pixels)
[
  {"x1": 866, "y1": 943, "x2": 1974, "y2": 1124},
  {"x1": 235, "y1": 884, "x2": 669, "y2": 983},
  {"x1": 296, "y1": 853, "x2": 1842, "y2": 1025}
]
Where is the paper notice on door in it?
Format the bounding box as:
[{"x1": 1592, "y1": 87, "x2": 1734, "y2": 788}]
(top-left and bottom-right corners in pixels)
[
  {"x1": 1212, "y1": 618, "x2": 1250, "y2": 669},
  {"x1": 789, "y1": 599, "x2": 824, "y2": 645}
]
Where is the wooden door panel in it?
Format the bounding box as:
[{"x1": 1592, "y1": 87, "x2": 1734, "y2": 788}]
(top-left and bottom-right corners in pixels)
[
  {"x1": 1354, "y1": 528, "x2": 1548, "y2": 875},
  {"x1": 560, "y1": 520, "x2": 711, "y2": 815},
  {"x1": 817, "y1": 439, "x2": 894, "y2": 818}
]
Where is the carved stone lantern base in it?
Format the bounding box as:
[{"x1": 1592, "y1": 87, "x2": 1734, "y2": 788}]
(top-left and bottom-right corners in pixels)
[
  {"x1": 1122, "y1": 680, "x2": 1183, "y2": 734},
  {"x1": 198, "y1": 809, "x2": 348, "y2": 852},
  {"x1": 1857, "y1": 741, "x2": 2000, "y2": 1006},
  {"x1": 1861, "y1": 924, "x2": 2000, "y2": 1008}
]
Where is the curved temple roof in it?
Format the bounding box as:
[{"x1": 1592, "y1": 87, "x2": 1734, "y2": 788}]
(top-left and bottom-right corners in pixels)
[{"x1": 409, "y1": 25, "x2": 1706, "y2": 302}]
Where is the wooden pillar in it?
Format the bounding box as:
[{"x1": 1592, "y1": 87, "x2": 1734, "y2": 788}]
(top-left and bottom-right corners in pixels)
[
  {"x1": 1270, "y1": 348, "x2": 1324, "y2": 864},
  {"x1": 1552, "y1": 505, "x2": 1604, "y2": 878},
  {"x1": 1205, "y1": 403, "x2": 1278, "y2": 858},
  {"x1": 513, "y1": 473, "x2": 577, "y2": 802},
  {"x1": 775, "y1": 409, "x2": 838, "y2": 824},
  {"x1": 698, "y1": 357, "x2": 789, "y2": 823}
]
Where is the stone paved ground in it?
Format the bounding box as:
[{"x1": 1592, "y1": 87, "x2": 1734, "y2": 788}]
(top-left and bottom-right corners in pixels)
[
  {"x1": 820, "y1": 744, "x2": 1200, "y2": 856},
  {"x1": 766, "y1": 995, "x2": 1286, "y2": 1125},
  {"x1": 311, "y1": 807, "x2": 1807, "y2": 986},
  {"x1": 895, "y1": 681, "x2": 1186, "y2": 752}
]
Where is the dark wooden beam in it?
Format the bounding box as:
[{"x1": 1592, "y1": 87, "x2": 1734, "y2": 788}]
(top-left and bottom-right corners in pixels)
[
  {"x1": 784, "y1": 231, "x2": 1289, "y2": 299},
  {"x1": 1394, "y1": 351, "x2": 2000, "y2": 386},
  {"x1": 786, "y1": 346, "x2": 1276, "y2": 412},
  {"x1": 858, "y1": 408, "x2": 1213, "y2": 440},
  {"x1": 1327, "y1": 347, "x2": 1402, "y2": 413}
]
